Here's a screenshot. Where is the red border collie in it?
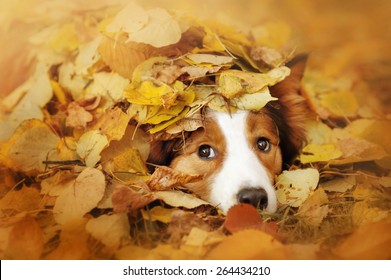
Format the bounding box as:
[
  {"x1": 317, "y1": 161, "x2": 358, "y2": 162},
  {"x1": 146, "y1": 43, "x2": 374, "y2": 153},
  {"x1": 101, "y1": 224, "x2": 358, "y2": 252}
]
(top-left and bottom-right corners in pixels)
[{"x1": 149, "y1": 54, "x2": 308, "y2": 213}]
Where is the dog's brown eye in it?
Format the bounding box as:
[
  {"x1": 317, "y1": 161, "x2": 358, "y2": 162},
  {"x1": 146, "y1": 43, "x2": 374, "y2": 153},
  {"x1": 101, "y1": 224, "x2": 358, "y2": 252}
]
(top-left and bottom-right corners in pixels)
[
  {"x1": 198, "y1": 145, "x2": 216, "y2": 159},
  {"x1": 257, "y1": 137, "x2": 271, "y2": 152}
]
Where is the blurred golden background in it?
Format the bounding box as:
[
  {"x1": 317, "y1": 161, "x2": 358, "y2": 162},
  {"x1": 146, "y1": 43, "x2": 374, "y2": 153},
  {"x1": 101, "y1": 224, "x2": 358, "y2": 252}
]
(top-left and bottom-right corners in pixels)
[{"x1": 1, "y1": 0, "x2": 390, "y2": 111}]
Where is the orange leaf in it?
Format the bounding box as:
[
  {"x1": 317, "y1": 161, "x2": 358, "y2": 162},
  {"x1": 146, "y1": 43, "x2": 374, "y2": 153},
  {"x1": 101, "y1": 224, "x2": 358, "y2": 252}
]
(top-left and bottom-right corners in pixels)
[
  {"x1": 333, "y1": 218, "x2": 391, "y2": 259},
  {"x1": 6, "y1": 215, "x2": 44, "y2": 259},
  {"x1": 223, "y1": 203, "x2": 277, "y2": 236},
  {"x1": 206, "y1": 229, "x2": 286, "y2": 260}
]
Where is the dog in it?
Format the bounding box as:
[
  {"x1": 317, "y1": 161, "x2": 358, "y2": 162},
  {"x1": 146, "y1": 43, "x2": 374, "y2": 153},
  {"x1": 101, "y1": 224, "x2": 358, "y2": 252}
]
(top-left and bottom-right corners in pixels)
[{"x1": 148, "y1": 54, "x2": 308, "y2": 213}]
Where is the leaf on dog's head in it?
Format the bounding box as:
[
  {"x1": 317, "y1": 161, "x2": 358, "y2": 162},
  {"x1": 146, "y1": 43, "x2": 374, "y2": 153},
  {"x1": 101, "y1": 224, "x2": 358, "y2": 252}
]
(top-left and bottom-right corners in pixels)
[
  {"x1": 218, "y1": 66, "x2": 290, "y2": 99},
  {"x1": 147, "y1": 166, "x2": 203, "y2": 191},
  {"x1": 276, "y1": 168, "x2": 320, "y2": 207}
]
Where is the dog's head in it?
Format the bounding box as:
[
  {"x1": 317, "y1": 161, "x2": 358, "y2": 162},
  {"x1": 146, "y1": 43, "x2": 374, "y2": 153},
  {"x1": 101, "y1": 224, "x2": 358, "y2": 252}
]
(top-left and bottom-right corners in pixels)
[{"x1": 148, "y1": 55, "x2": 308, "y2": 213}]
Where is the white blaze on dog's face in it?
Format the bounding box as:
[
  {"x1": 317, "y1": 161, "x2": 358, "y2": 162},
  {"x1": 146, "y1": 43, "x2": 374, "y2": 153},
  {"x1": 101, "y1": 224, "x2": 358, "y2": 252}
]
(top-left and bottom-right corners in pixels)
[{"x1": 169, "y1": 109, "x2": 282, "y2": 213}]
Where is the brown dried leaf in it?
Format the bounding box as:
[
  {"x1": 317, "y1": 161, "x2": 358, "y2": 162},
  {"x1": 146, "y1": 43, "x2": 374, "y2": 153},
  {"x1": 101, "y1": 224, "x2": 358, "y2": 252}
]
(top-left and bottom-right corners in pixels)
[
  {"x1": 224, "y1": 203, "x2": 278, "y2": 235},
  {"x1": 148, "y1": 166, "x2": 203, "y2": 191},
  {"x1": 65, "y1": 102, "x2": 93, "y2": 129},
  {"x1": 297, "y1": 188, "x2": 329, "y2": 228},
  {"x1": 112, "y1": 185, "x2": 153, "y2": 213}
]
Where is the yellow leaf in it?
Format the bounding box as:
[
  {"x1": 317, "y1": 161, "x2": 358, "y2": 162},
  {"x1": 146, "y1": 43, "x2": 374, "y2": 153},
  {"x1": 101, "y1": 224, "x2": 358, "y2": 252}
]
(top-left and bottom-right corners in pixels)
[
  {"x1": 125, "y1": 80, "x2": 184, "y2": 108},
  {"x1": 352, "y1": 201, "x2": 389, "y2": 227},
  {"x1": 186, "y1": 53, "x2": 233, "y2": 65},
  {"x1": 1, "y1": 119, "x2": 60, "y2": 174},
  {"x1": 0, "y1": 186, "x2": 41, "y2": 212},
  {"x1": 141, "y1": 206, "x2": 174, "y2": 224},
  {"x1": 145, "y1": 103, "x2": 187, "y2": 125},
  {"x1": 85, "y1": 72, "x2": 130, "y2": 103},
  {"x1": 148, "y1": 107, "x2": 190, "y2": 134},
  {"x1": 153, "y1": 191, "x2": 209, "y2": 209},
  {"x1": 230, "y1": 88, "x2": 277, "y2": 111},
  {"x1": 91, "y1": 107, "x2": 131, "y2": 141},
  {"x1": 299, "y1": 143, "x2": 342, "y2": 164},
  {"x1": 206, "y1": 229, "x2": 286, "y2": 260},
  {"x1": 305, "y1": 120, "x2": 333, "y2": 145},
  {"x1": 76, "y1": 130, "x2": 108, "y2": 167},
  {"x1": 103, "y1": 147, "x2": 148, "y2": 175},
  {"x1": 276, "y1": 168, "x2": 320, "y2": 207},
  {"x1": 86, "y1": 213, "x2": 131, "y2": 249},
  {"x1": 127, "y1": 8, "x2": 182, "y2": 48},
  {"x1": 320, "y1": 90, "x2": 359, "y2": 118},
  {"x1": 218, "y1": 66, "x2": 290, "y2": 98},
  {"x1": 333, "y1": 218, "x2": 391, "y2": 259},
  {"x1": 53, "y1": 168, "x2": 106, "y2": 225}
]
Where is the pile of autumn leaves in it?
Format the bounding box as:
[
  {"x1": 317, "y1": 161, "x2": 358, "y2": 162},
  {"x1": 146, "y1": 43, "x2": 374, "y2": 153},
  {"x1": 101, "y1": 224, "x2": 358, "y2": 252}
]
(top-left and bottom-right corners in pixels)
[{"x1": 0, "y1": 3, "x2": 390, "y2": 259}]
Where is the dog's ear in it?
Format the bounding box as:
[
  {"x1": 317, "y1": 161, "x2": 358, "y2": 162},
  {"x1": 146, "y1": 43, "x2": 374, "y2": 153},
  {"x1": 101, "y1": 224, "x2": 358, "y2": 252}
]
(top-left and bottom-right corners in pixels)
[
  {"x1": 269, "y1": 54, "x2": 309, "y2": 164},
  {"x1": 147, "y1": 140, "x2": 176, "y2": 171}
]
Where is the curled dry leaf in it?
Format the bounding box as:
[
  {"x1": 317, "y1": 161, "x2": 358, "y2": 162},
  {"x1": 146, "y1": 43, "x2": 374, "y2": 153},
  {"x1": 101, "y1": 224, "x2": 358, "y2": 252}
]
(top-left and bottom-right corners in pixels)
[
  {"x1": 112, "y1": 185, "x2": 153, "y2": 213},
  {"x1": 276, "y1": 168, "x2": 320, "y2": 207},
  {"x1": 147, "y1": 166, "x2": 203, "y2": 191},
  {"x1": 297, "y1": 188, "x2": 329, "y2": 228},
  {"x1": 53, "y1": 167, "x2": 106, "y2": 225}
]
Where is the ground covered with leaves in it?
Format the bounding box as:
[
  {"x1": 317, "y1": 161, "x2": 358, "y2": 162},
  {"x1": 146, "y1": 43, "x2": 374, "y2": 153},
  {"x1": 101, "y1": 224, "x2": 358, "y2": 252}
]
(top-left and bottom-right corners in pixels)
[{"x1": 0, "y1": 0, "x2": 390, "y2": 259}]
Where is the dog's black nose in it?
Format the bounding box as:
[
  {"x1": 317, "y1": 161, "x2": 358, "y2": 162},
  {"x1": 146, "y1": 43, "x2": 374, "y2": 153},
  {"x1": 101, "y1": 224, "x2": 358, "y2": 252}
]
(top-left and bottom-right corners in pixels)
[{"x1": 237, "y1": 188, "x2": 268, "y2": 209}]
